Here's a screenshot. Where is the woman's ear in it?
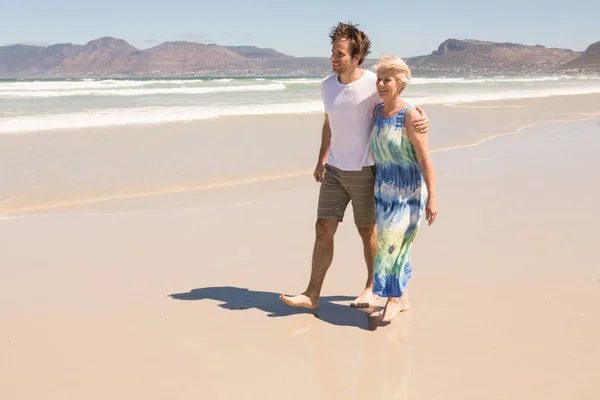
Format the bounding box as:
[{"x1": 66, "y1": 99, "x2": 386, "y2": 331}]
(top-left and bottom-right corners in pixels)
[{"x1": 398, "y1": 82, "x2": 405, "y2": 95}]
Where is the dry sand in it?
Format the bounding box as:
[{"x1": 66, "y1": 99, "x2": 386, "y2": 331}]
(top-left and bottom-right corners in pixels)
[{"x1": 1, "y1": 97, "x2": 599, "y2": 399}]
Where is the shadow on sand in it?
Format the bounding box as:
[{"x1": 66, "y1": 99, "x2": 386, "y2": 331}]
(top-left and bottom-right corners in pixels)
[{"x1": 169, "y1": 286, "x2": 381, "y2": 330}]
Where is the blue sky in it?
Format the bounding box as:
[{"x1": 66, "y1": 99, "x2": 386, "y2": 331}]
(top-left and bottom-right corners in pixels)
[{"x1": 1, "y1": 0, "x2": 598, "y2": 57}]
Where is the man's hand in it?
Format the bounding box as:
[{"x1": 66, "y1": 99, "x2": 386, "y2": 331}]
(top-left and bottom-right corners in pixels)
[
  {"x1": 313, "y1": 163, "x2": 326, "y2": 183},
  {"x1": 412, "y1": 107, "x2": 430, "y2": 134}
]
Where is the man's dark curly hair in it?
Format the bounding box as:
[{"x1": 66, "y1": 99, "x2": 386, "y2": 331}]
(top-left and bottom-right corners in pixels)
[{"x1": 329, "y1": 22, "x2": 371, "y2": 65}]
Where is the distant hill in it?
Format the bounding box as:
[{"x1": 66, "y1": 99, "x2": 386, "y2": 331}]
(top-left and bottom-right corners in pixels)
[
  {"x1": 140, "y1": 41, "x2": 254, "y2": 71},
  {"x1": 406, "y1": 39, "x2": 581, "y2": 74},
  {"x1": 224, "y1": 46, "x2": 289, "y2": 59},
  {"x1": 560, "y1": 41, "x2": 600, "y2": 69},
  {"x1": 0, "y1": 37, "x2": 592, "y2": 78},
  {"x1": 49, "y1": 38, "x2": 141, "y2": 75}
]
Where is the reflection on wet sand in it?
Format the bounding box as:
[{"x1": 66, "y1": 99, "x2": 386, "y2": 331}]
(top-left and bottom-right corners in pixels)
[{"x1": 170, "y1": 286, "x2": 411, "y2": 400}]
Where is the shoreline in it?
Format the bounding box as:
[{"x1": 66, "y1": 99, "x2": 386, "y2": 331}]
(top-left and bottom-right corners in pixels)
[
  {"x1": 2, "y1": 93, "x2": 600, "y2": 217},
  {"x1": 2, "y1": 112, "x2": 599, "y2": 218},
  {"x1": 434, "y1": 112, "x2": 600, "y2": 152},
  {"x1": 2, "y1": 92, "x2": 600, "y2": 135}
]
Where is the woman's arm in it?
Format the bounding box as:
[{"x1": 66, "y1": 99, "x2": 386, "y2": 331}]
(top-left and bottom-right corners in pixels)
[
  {"x1": 412, "y1": 107, "x2": 430, "y2": 134},
  {"x1": 405, "y1": 107, "x2": 437, "y2": 225}
]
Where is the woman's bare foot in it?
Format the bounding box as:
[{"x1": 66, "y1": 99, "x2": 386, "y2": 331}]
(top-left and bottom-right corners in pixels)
[
  {"x1": 381, "y1": 295, "x2": 410, "y2": 323},
  {"x1": 350, "y1": 287, "x2": 379, "y2": 308},
  {"x1": 279, "y1": 293, "x2": 319, "y2": 310}
]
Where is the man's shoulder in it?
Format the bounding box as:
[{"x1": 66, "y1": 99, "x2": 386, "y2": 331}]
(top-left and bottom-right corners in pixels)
[
  {"x1": 321, "y1": 74, "x2": 338, "y2": 87},
  {"x1": 362, "y1": 69, "x2": 377, "y2": 82},
  {"x1": 362, "y1": 69, "x2": 376, "y2": 78},
  {"x1": 321, "y1": 74, "x2": 341, "y2": 100}
]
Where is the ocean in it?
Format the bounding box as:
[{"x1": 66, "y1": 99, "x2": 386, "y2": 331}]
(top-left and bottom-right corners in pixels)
[{"x1": 1, "y1": 75, "x2": 600, "y2": 134}]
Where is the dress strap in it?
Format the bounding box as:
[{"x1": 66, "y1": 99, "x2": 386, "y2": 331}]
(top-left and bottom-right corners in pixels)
[
  {"x1": 396, "y1": 105, "x2": 413, "y2": 130},
  {"x1": 375, "y1": 102, "x2": 384, "y2": 119}
]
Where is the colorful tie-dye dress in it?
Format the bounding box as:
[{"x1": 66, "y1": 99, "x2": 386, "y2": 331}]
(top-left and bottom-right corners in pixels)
[{"x1": 370, "y1": 104, "x2": 428, "y2": 298}]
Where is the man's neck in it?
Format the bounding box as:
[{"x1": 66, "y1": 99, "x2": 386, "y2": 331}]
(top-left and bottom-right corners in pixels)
[{"x1": 338, "y1": 67, "x2": 364, "y2": 85}]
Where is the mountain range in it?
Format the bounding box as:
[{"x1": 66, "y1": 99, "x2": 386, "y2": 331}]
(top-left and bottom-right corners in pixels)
[{"x1": 0, "y1": 37, "x2": 598, "y2": 78}]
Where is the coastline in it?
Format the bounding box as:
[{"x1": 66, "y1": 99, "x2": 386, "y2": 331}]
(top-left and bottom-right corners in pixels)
[{"x1": 1, "y1": 93, "x2": 599, "y2": 217}]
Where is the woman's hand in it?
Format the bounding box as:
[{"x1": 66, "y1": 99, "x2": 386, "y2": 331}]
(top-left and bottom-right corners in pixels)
[{"x1": 425, "y1": 197, "x2": 437, "y2": 225}]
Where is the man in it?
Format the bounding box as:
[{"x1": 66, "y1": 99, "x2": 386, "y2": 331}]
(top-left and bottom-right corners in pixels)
[{"x1": 280, "y1": 22, "x2": 430, "y2": 310}]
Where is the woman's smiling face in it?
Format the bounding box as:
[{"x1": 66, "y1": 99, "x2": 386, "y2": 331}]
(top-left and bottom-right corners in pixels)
[{"x1": 376, "y1": 70, "x2": 404, "y2": 100}]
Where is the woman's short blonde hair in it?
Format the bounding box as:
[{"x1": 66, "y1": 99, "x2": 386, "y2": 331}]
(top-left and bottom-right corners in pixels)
[{"x1": 374, "y1": 55, "x2": 411, "y2": 93}]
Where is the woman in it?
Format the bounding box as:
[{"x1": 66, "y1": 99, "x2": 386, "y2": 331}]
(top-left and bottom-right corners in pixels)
[{"x1": 369, "y1": 55, "x2": 437, "y2": 323}]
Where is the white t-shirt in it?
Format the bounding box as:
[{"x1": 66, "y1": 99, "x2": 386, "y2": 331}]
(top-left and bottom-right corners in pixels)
[{"x1": 321, "y1": 69, "x2": 380, "y2": 171}]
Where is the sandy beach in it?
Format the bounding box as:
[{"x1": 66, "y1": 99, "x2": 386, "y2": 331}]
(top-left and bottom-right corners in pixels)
[{"x1": 1, "y1": 94, "x2": 599, "y2": 399}]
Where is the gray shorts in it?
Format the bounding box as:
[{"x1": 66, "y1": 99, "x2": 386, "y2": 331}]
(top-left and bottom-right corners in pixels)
[{"x1": 317, "y1": 164, "x2": 376, "y2": 227}]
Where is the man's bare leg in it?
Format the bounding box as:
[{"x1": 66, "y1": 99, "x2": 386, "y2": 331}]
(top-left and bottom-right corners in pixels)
[
  {"x1": 350, "y1": 224, "x2": 378, "y2": 308},
  {"x1": 280, "y1": 219, "x2": 339, "y2": 309}
]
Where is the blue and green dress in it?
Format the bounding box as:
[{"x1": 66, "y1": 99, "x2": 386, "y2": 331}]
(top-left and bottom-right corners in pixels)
[{"x1": 370, "y1": 104, "x2": 428, "y2": 298}]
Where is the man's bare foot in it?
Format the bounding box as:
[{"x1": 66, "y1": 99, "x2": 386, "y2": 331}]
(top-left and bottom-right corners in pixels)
[
  {"x1": 350, "y1": 287, "x2": 379, "y2": 308},
  {"x1": 279, "y1": 293, "x2": 319, "y2": 310},
  {"x1": 380, "y1": 296, "x2": 410, "y2": 323}
]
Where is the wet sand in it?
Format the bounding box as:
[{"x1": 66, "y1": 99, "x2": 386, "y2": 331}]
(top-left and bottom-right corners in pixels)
[{"x1": 1, "y1": 93, "x2": 599, "y2": 216}]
